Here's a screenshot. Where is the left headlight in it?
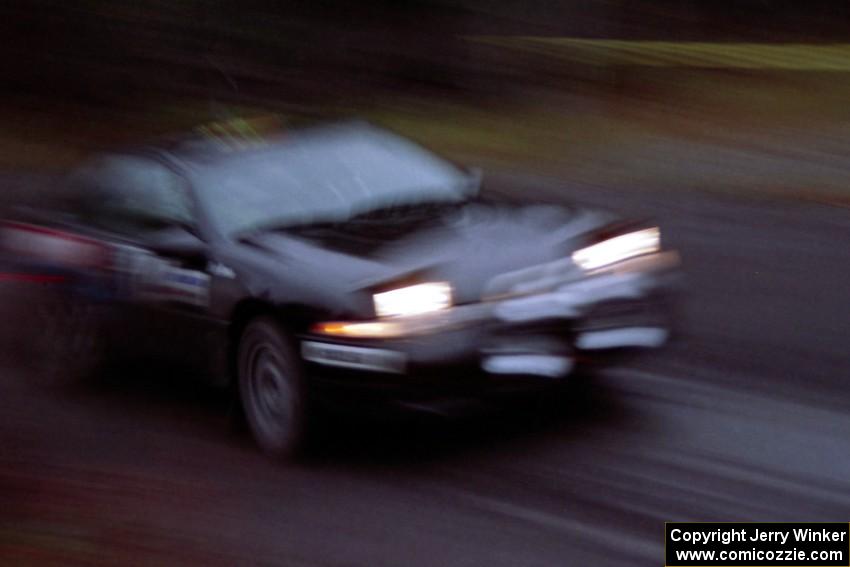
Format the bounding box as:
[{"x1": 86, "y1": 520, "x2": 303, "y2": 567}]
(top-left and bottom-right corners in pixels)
[
  {"x1": 572, "y1": 227, "x2": 660, "y2": 271},
  {"x1": 373, "y1": 282, "x2": 453, "y2": 318}
]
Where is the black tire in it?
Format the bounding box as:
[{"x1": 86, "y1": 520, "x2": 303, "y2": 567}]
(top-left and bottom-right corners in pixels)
[{"x1": 237, "y1": 317, "x2": 307, "y2": 459}]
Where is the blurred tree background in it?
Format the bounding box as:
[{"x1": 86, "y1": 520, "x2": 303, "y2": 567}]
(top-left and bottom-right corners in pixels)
[
  {"x1": 2, "y1": 0, "x2": 850, "y2": 203},
  {"x1": 4, "y1": 1, "x2": 849, "y2": 110}
]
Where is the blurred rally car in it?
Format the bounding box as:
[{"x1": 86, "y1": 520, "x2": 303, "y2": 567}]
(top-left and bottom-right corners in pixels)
[{"x1": 0, "y1": 121, "x2": 679, "y2": 457}]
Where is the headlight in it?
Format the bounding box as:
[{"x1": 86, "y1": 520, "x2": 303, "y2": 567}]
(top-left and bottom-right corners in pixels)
[
  {"x1": 373, "y1": 282, "x2": 452, "y2": 318},
  {"x1": 571, "y1": 227, "x2": 660, "y2": 271}
]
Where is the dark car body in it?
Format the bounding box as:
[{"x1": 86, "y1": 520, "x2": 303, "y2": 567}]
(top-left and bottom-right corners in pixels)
[{"x1": 1, "y1": 122, "x2": 679, "y2": 452}]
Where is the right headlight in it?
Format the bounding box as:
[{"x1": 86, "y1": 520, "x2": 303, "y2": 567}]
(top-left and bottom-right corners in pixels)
[
  {"x1": 571, "y1": 227, "x2": 660, "y2": 271},
  {"x1": 372, "y1": 282, "x2": 453, "y2": 318}
]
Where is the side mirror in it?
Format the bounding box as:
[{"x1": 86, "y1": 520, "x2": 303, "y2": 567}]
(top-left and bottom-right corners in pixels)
[
  {"x1": 147, "y1": 225, "x2": 206, "y2": 260},
  {"x1": 466, "y1": 167, "x2": 483, "y2": 196}
]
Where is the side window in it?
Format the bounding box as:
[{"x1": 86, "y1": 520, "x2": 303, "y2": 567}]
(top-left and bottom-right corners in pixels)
[{"x1": 71, "y1": 156, "x2": 194, "y2": 236}]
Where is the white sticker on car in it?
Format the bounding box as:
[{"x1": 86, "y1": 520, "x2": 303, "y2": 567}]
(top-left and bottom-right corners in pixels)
[{"x1": 145, "y1": 266, "x2": 211, "y2": 307}]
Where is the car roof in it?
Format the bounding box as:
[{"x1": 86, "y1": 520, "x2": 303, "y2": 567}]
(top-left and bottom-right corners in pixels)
[{"x1": 161, "y1": 119, "x2": 396, "y2": 168}]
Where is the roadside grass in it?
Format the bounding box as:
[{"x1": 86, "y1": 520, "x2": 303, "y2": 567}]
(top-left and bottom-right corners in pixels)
[
  {"x1": 2, "y1": 69, "x2": 850, "y2": 204},
  {"x1": 366, "y1": 71, "x2": 850, "y2": 204}
]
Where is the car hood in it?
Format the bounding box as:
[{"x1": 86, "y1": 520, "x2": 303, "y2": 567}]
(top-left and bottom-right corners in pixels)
[{"x1": 240, "y1": 200, "x2": 613, "y2": 315}]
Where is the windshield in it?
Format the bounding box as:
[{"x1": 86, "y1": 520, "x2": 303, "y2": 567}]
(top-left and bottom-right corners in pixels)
[{"x1": 190, "y1": 124, "x2": 477, "y2": 237}]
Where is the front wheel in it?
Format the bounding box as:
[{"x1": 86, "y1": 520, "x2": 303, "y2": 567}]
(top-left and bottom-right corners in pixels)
[{"x1": 237, "y1": 317, "x2": 307, "y2": 459}]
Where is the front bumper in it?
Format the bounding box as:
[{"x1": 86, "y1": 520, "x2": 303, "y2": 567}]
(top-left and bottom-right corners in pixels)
[{"x1": 299, "y1": 251, "x2": 680, "y2": 407}]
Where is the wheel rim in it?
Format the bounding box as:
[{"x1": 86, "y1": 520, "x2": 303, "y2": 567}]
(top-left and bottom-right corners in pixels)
[{"x1": 247, "y1": 341, "x2": 295, "y2": 443}]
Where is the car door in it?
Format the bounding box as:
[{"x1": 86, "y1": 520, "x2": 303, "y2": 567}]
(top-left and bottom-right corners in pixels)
[{"x1": 75, "y1": 155, "x2": 218, "y2": 369}]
